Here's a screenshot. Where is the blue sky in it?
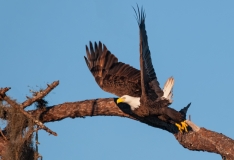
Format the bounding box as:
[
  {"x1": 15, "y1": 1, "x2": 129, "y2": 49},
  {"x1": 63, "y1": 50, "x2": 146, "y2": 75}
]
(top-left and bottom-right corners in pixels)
[{"x1": 1, "y1": 1, "x2": 234, "y2": 159}]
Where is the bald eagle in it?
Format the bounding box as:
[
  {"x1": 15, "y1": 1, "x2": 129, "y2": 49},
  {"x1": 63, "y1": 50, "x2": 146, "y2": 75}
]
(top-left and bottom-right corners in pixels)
[{"x1": 84, "y1": 6, "x2": 188, "y2": 132}]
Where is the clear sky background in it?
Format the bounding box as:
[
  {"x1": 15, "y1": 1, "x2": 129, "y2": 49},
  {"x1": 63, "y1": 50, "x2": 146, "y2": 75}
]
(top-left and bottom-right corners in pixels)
[{"x1": 1, "y1": 1, "x2": 234, "y2": 160}]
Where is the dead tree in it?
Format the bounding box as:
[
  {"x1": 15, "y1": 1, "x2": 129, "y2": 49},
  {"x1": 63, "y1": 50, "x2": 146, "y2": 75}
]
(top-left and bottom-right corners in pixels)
[{"x1": 0, "y1": 81, "x2": 233, "y2": 160}]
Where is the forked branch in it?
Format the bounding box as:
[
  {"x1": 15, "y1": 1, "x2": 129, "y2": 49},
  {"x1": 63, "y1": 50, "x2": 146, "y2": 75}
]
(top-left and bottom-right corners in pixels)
[
  {"x1": 0, "y1": 83, "x2": 58, "y2": 136},
  {"x1": 22, "y1": 81, "x2": 59, "y2": 109}
]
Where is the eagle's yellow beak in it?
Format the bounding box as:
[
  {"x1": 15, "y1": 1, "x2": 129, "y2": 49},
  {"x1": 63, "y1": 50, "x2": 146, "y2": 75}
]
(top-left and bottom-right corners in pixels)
[{"x1": 117, "y1": 98, "x2": 124, "y2": 104}]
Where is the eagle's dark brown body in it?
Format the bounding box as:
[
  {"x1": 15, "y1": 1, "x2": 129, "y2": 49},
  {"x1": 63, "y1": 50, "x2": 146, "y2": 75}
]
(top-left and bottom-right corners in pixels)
[
  {"x1": 84, "y1": 6, "x2": 186, "y2": 127},
  {"x1": 139, "y1": 97, "x2": 183, "y2": 124}
]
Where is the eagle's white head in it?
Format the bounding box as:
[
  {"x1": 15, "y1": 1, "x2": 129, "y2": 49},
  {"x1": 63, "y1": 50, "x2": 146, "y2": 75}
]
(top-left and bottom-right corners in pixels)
[{"x1": 117, "y1": 95, "x2": 140, "y2": 110}]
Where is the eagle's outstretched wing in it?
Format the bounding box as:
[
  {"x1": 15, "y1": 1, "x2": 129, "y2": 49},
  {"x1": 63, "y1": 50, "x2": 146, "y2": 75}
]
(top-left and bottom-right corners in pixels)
[
  {"x1": 84, "y1": 41, "x2": 141, "y2": 97},
  {"x1": 133, "y1": 6, "x2": 164, "y2": 101}
]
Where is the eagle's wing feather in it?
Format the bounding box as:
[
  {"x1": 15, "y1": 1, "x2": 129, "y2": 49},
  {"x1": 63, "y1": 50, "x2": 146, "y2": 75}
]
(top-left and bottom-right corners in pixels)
[
  {"x1": 134, "y1": 6, "x2": 163, "y2": 101},
  {"x1": 85, "y1": 41, "x2": 141, "y2": 97}
]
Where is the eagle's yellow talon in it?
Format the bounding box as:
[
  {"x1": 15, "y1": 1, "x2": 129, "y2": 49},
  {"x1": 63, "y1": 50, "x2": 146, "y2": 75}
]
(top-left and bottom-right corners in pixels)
[
  {"x1": 181, "y1": 121, "x2": 188, "y2": 132},
  {"x1": 175, "y1": 123, "x2": 183, "y2": 133},
  {"x1": 175, "y1": 121, "x2": 188, "y2": 132}
]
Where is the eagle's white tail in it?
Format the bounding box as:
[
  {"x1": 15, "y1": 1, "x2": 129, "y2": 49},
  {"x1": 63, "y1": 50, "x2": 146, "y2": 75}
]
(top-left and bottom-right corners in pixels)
[{"x1": 163, "y1": 77, "x2": 174, "y2": 103}]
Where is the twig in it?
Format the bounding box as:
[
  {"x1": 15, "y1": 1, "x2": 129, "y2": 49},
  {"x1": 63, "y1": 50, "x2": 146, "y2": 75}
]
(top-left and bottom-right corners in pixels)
[
  {"x1": 185, "y1": 120, "x2": 200, "y2": 132},
  {"x1": 21, "y1": 81, "x2": 59, "y2": 109},
  {"x1": 0, "y1": 87, "x2": 11, "y2": 100},
  {"x1": 0, "y1": 129, "x2": 7, "y2": 141}
]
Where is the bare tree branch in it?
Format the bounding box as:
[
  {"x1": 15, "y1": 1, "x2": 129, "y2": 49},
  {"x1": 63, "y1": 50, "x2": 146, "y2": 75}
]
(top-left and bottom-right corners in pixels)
[
  {"x1": 176, "y1": 126, "x2": 234, "y2": 160},
  {"x1": 28, "y1": 98, "x2": 234, "y2": 159},
  {"x1": 0, "y1": 86, "x2": 233, "y2": 159}
]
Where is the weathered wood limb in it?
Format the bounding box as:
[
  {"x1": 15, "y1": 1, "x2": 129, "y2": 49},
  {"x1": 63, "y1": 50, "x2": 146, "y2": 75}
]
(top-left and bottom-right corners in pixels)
[
  {"x1": 28, "y1": 98, "x2": 234, "y2": 159},
  {"x1": 0, "y1": 97, "x2": 233, "y2": 159},
  {"x1": 30, "y1": 98, "x2": 180, "y2": 133},
  {"x1": 30, "y1": 98, "x2": 234, "y2": 159},
  {"x1": 175, "y1": 124, "x2": 234, "y2": 160}
]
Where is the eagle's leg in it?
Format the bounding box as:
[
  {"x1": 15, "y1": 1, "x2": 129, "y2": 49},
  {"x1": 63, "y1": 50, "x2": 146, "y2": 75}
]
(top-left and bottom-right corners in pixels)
[{"x1": 175, "y1": 121, "x2": 188, "y2": 132}]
